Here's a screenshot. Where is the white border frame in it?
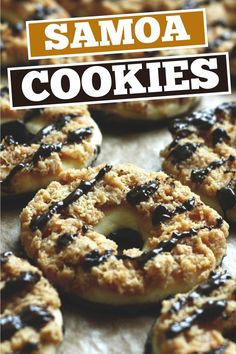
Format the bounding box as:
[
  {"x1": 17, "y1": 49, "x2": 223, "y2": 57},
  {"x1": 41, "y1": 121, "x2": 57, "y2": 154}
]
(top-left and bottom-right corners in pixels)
[
  {"x1": 26, "y1": 9, "x2": 208, "y2": 60},
  {"x1": 8, "y1": 52, "x2": 231, "y2": 110}
]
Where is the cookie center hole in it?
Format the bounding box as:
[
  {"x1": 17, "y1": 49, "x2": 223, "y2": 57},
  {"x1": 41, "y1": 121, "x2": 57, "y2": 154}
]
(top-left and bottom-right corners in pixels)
[
  {"x1": 108, "y1": 228, "x2": 144, "y2": 253},
  {"x1": 94, "y1": 206, "x2": 150, "y2": 252},
  {"x1": 224, "y1": 329, "x2": 236, "y2": 343}
]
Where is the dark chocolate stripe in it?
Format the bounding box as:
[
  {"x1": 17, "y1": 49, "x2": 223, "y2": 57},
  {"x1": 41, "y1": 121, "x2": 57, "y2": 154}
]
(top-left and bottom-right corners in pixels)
[
  {"x1": 152, "y1": 197, "x2": 195, "y2": 225},
  {"x1": 1, "y1": 272, "x2": 40, "y2": 298},
  {"x1": 166, "y1": 300, "x2": 227, "y2": 338},
  {"x1": 1, "y1": 135, "x2": 17, "y2": 151},
  {"x1": 191, "y1": 155, "x2": 236, "y2": 183},
  {"x1": 215, "y1": 102, "x2": 236, "y2": 118},
  {"x1": 212, "y1": 127, "x2": 230, "y2": 145},
  {"x1": 126, "y1": 181, "x2": 158, "y2": 206},
  {"x1": 169, "y1": 109, "x2": 216, "y2": 135},
  {"x1": 83, "y1": 250, "x2": 113, "y2": 268},
  {"x1": 0, "y1": 305, "x2": 53, "y2": 342},
  {"x1": 118, "y1": 228, "x2": 198, "y2": 266},
  {"x1": 171, "y1": 270, "x2": 231, "y2": 313},
  {"x1": 30, "y1": 165, "x2": 112, "y2": 231},
  {"x1": 57, "y1": 233, "x2": 77, "y2": 249},
  {"x1": 67, "y1": 127, "x2": 92, "y2": 144},
  {"x1": 2, "y1": 124, "x2": 93, "y2": 187},
  {"x1": 30, "y1": 114, "x2": 76, "y2": 143},
  {"x1": 169, "y1": 143, "x2": 200, "y2": 163},
  {"x1": 2, "y1": 143, "x2": 62, "y2": 187}
]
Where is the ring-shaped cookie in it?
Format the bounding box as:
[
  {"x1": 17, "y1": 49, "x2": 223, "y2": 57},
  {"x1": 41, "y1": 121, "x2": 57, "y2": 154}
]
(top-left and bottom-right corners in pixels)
[
  {"x1": 20, "y1": 164, "x2": 229, "y2": 309},
  {"x1": 1, "y1": 105, "x2": 102, "y2": 196},
  {"x1": 0, "y1": 252, "x2": 63, "y2": 354},
  {"x1": 146, "y1": 269, "x2": 236, "y2": 354}
]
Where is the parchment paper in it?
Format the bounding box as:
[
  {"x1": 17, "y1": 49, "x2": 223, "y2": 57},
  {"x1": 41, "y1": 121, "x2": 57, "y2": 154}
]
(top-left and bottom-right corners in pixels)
[{"x1": 1, "y1": 93, "x2": 236, "y2": 354}]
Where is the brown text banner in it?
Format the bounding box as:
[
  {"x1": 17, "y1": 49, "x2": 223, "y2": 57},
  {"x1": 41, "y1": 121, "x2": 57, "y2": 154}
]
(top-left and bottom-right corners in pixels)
[{"x1": 27, "y1": 9, "x2": 207, "y2": 59}]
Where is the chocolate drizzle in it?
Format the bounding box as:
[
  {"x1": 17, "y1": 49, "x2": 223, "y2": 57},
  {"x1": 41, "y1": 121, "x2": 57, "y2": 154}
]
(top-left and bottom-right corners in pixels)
[
  {"x1": 169, "y1": 143, "x2": 200, "y2": 163},
  {"x1": 30, "y1": 114, "x2": 76, "y2": 144},
  {"x1": 83, "y1": 249, "x2": 113, "y2": 268},
  {"x1": 2, "y1": 143, "x2": 63, "y2": 187},
  {"x1": 212, "y1": 128, "x2": 230, "y2": 145},
  {"x1": 30, "y1": 165, "x2": 112, "y2": 231},
  {"x1": 67, "y1": 127, "x2": 92, "y2": 144},
  {"x1": 152, "y1": 197, "x2": 195, "y2": 225},
  {"x1": 1, "y1": 272, "x2": 41, "y2": 298},
  {"x1": 32, "y1": 143, "x2": 62, "y2": 164},
  {"x1": 166, "y1": 300, "x2": 227, "y2": 339},
  {"x1": 191, "y1": 156, "x2": 236, "y2": 183},
  {"x1": 1, "y1": 112, "x2": 93, "y2": 187},
  {"x1": 118, "y1": 228, "x2": 198, "y2": 266},
  {"x1": 215, "y1": 102, "x2": 236, "y2": 118},
  {"x1": 57, "y1": 233, "x2": 77, "y2": 249},
  {"x1": 171, "y1": 270, "x2": 231, "y2": 313},
  {"x1": 126, "y1": 181, "x2": 158, "y2": 205},
  {"x1": 169, "y1": 109, "x2": 216, "y2": 135},
  {"x1": 0, "y1": 305, "x2": 53, "y2": 341},
  {"x1": 1, "y1": 135, "x2": 17, "y2": 149}
]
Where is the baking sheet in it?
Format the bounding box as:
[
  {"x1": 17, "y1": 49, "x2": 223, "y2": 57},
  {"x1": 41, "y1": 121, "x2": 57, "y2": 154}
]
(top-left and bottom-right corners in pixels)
[{"x1": 1, "y1": 92, "x2": 236, "y2": 354}]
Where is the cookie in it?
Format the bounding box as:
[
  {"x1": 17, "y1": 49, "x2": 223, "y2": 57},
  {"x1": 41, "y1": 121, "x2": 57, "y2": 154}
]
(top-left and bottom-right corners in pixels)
[
  {"x1": 0, "y1": 21, "x2": 29, "y2": 66},
  {"x1": 1, "y1": 0, "x2": 69, "y2": 67},
  {"x1": 146, "y1": 269, "x2": 236, "y2": 354},
  {"x1": 91, "y1": 97, "x2": 200, "y2": 122},
  {"x1": 1, "y1": 105, "x2": 102, "y2": 196},
  {"x1": 206, "y1": 21, "x2": 236, "y2": 76},
  {"x1": 161, "y1": 102, "x2": 236, "y2": 223},
  {"x1": 20, "y1": 163, "x2": 228, "y2": 308},
  {"x1": 0, "y1": 252, "x2": 63, "y2": 354},
  {"x1": 57, "y1": 0, "x2": 186, "y2": 17},
  {"x1": 181, "y1": 0, "x2": 227, "y2": 25},
  {"x1": 2, "y1": 0, "x2": 68, "y2": 24},
  {"x1": 0, "y1": 85, "x2": 27, "y2": 124}
]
